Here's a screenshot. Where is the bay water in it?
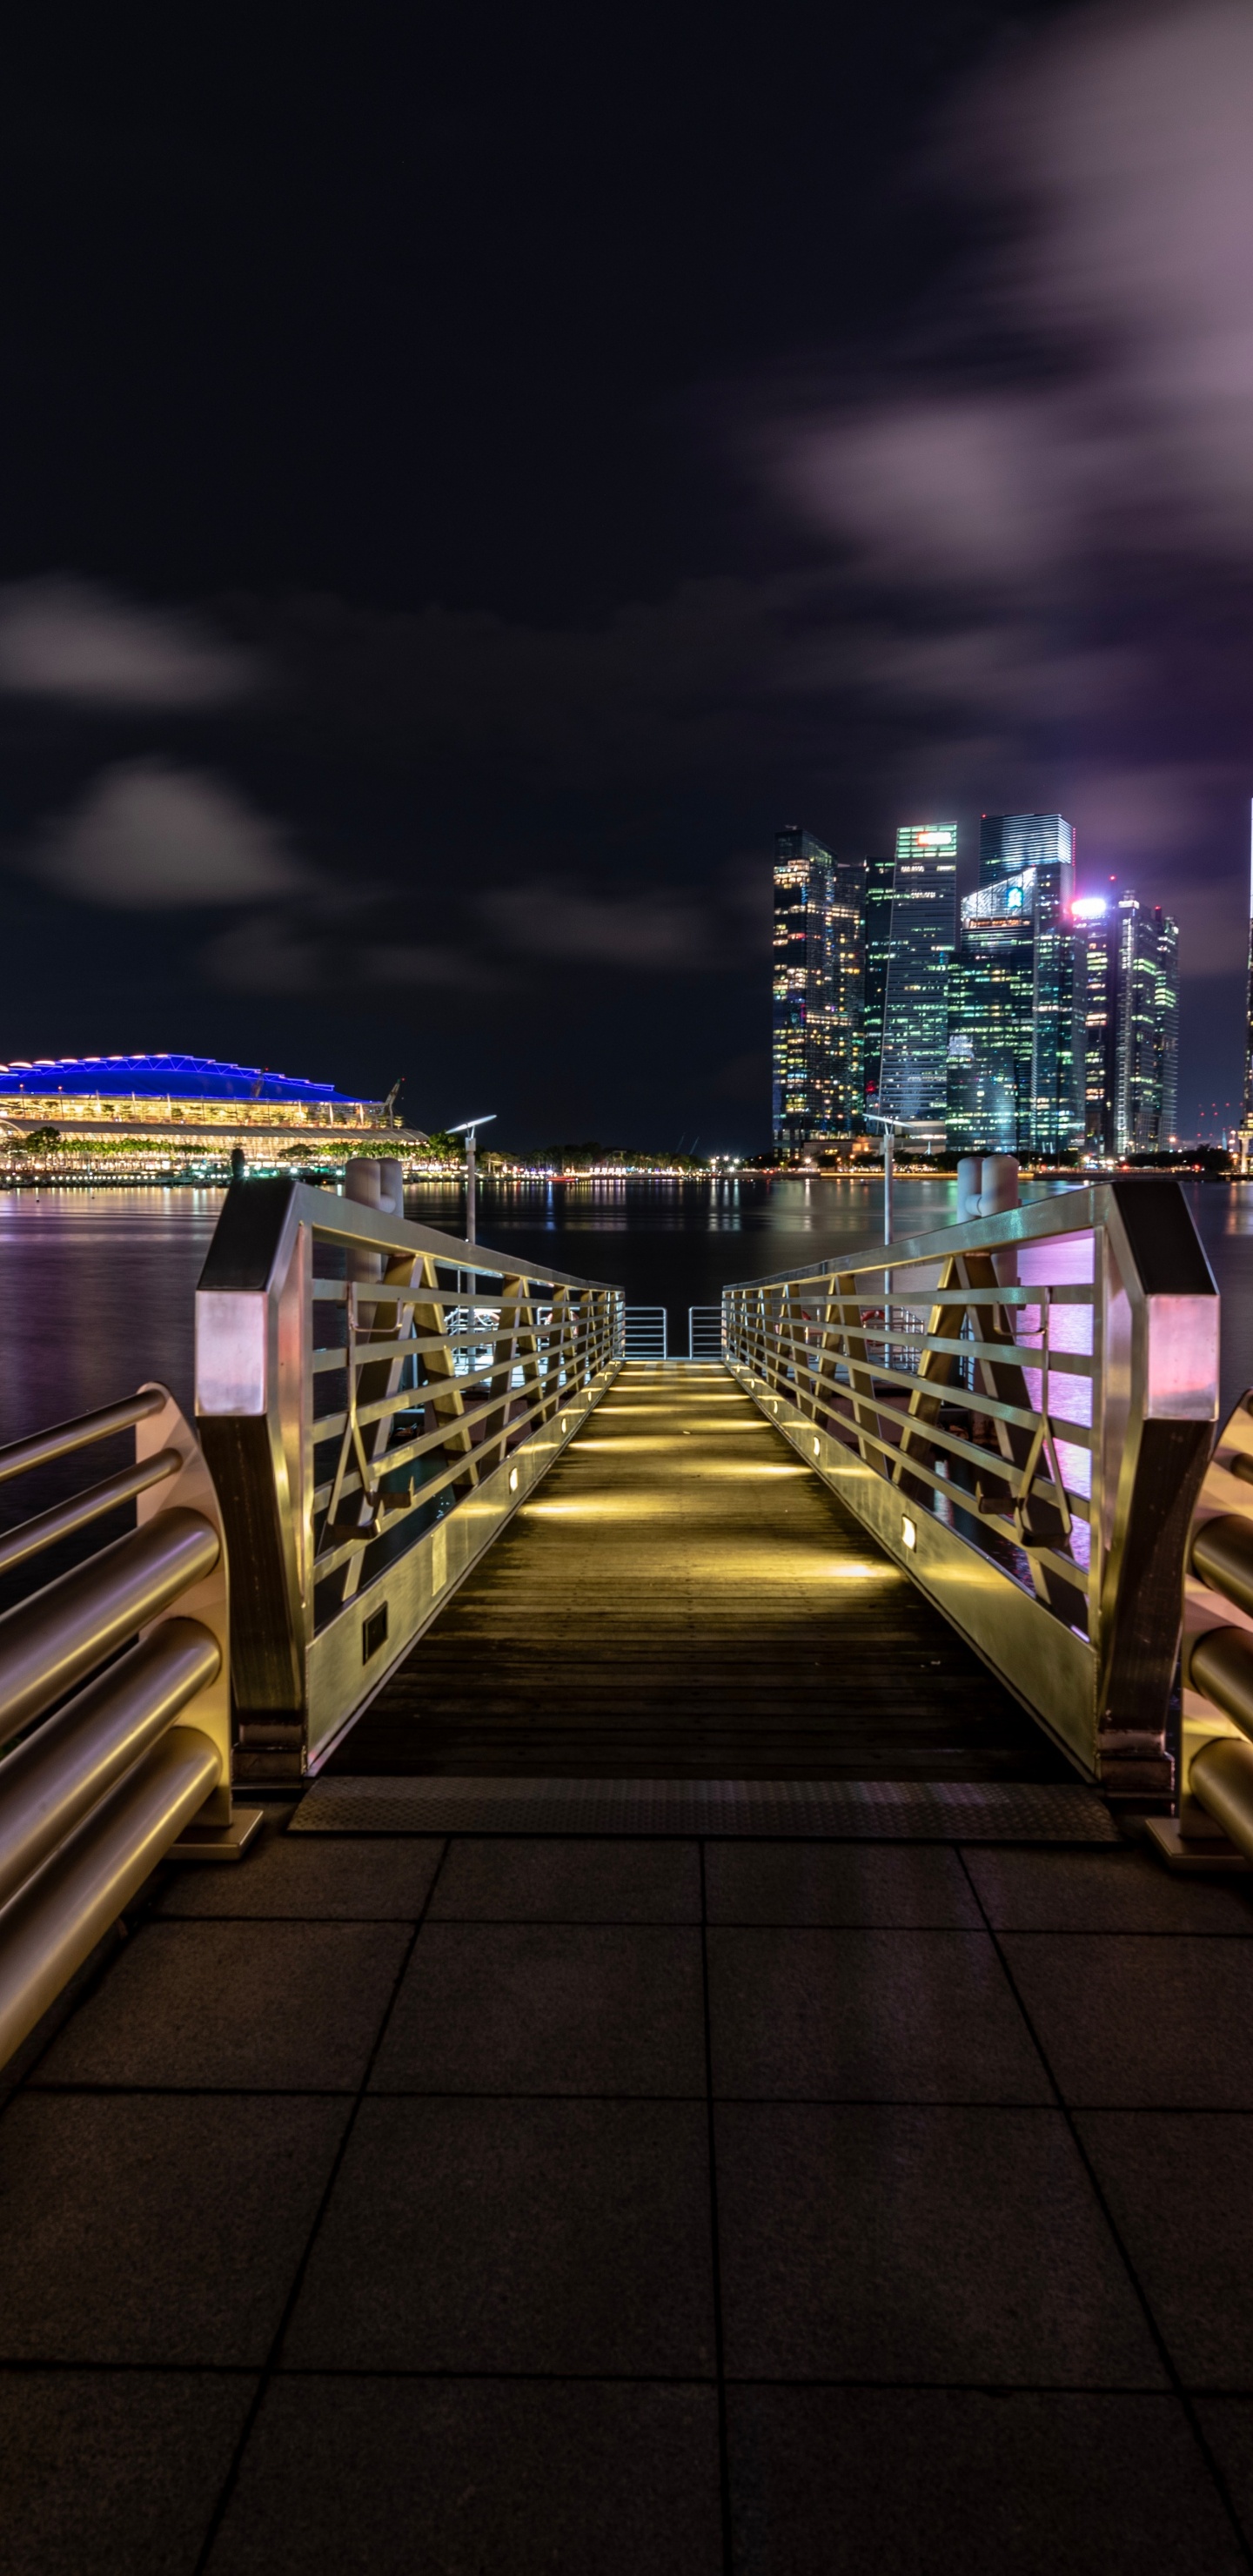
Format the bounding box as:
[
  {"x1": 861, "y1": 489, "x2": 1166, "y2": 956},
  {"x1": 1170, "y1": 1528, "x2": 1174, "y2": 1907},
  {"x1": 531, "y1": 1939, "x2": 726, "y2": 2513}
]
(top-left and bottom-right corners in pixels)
[{"x1": 3, "y1": 1174, "x2": 1253, "y2": 1445}]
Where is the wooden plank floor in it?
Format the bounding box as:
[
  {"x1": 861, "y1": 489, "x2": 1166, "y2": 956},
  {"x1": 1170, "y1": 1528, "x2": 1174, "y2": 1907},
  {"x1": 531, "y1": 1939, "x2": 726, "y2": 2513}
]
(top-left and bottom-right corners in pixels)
[{"x1": 326, "y1": 1362, "x2": 1071, "y2": 1781}]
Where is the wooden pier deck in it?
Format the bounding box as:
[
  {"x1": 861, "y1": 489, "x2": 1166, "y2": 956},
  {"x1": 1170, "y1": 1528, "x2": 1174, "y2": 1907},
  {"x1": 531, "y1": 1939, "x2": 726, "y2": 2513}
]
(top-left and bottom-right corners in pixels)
[{"x1": 327, "y1": 1360, "x2": 1067, "y2": 1783}]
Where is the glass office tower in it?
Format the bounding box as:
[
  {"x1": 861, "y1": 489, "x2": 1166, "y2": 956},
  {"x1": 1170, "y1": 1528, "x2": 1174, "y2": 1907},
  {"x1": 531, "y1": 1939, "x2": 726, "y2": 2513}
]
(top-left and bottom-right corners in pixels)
[
  {"x1": 1069, "y1": 888, "x2": 1178, "y2": 1154},
  {"x1": 861, "y1": 852, "x2": 895, "y2": 1112},
  {"x1": 772, "y1": 829, "x2": 865, "y2": 1150},
  {"x1": 976, "y1": 813, "x2": 1082, "y2": 1154},
  {"x1": 878, "y1": 823, "x2": 957, "y2": 1124},
  {"x1": 945, "y1": 875, "x2": 1036, "y2": 1153},
  {"x1": 828, "y1": 854, "x2": 867, "y2": 1137},
  {"x1": 1075, "y1": 896, "x2": 1116, "y2": 1152},
  {"x1": 773, "y1": 828, "x2": 825, "y2": 1149},
  {"x1": 1113, "y1": 890, "x2": 1179, "y2": 1152}
]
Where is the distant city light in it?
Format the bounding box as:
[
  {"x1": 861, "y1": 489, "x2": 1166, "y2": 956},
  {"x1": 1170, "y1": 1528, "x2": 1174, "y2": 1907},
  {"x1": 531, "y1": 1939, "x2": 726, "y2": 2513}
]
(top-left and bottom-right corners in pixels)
[{"x1": 1072, "y1": 896, "x2": 1109, "y2": 921}]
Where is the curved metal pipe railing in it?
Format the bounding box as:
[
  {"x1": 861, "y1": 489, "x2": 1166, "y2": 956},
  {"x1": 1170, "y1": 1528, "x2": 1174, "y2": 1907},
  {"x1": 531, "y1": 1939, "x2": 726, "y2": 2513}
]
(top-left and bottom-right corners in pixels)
[
  {"x1": 1160, "y1": 1392, "x2": 1253, "y2": 1866},
  {"x1": 0, "y1": 1382, "x2": 243, "y2": 2071},
  {"x1": 1185, "y1": 1736, "x2": 1253, "y2": 1856},
  {"x1": 0, "y1": 1388, "x2": 166, "y2": 1483},
  {"x1": 0, "y1": 1620, "x2": 220, "y2": 1910},
  {"x1": 0, "y1": 1508, "x2": 221, "y2": 1748},
  {"x1": 0, "y1": 1726, "x2": 220, "y2": 2068},
  {"x1": 1190, "y1": 1516, "x2": 1253, "y2": 1622},
  {"x1": 0, "y1": 1446, "x2": 183, "y2": 1579}
]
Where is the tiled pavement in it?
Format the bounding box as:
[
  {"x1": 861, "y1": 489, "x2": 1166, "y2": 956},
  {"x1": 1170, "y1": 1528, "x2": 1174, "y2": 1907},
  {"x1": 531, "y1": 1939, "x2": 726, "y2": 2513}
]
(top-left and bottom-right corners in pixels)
[{"x1": 4, "y1": 1823, "x2": 1253, "y2": 2569}]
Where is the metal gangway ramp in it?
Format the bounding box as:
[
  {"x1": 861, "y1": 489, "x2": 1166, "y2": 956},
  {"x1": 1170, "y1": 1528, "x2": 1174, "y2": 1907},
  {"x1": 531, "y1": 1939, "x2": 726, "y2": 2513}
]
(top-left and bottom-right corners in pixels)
[
  {"x1": 319, "y1": 1358, "x2": 1062, "y2": 1794},
  {"x1": 4, "y1": 1167, "x2": 1253, "y2": 2573}
]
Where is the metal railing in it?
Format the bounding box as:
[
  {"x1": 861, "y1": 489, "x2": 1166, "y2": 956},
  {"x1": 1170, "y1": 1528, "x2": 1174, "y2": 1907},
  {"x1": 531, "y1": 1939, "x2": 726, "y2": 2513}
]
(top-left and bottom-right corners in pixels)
[
  {"x1": 196, "y1": 1159, "x2": 624, "y2": 1774},
  {"x1": 623, "y1": 1306, "x2": 668, "y2": 1358},
  {"x1": 722, "y1": 1181, "x2": 1218, "y2": 1798},
  {"x1": 687, "y1": 1305, "x2": 723, "y2": 1359},
  {"x1": 1146, "y1": 1389, "x2": 1253, "y2": 1866},
  {"x1": 0, "y1": 1383, "x2": 246, "y2": 2070}
]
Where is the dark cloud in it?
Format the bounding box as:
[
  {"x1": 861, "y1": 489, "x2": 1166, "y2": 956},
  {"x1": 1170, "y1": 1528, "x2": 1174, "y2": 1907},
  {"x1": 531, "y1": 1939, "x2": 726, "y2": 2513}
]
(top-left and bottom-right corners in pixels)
[
  {"x1": 481, "y1": 882, "x2": 723, "y2": 970},
  {"x1": 31, "y1": 759, "x2": 312, "y2": 908},
  {"x1": 204, "y1": 913, "x2": 503, "y2": 1000},
  {"x1": 0, "y1": 578, "x2": 262, "y2": 707},
  {"x1": 258, "y1": 576, "x2": 814, "y2": 790}
]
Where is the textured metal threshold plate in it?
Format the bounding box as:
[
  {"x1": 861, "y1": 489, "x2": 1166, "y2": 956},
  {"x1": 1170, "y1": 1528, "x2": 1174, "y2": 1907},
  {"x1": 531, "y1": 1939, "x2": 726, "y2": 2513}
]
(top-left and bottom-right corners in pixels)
[{"x1": 290, "y1": 1775, "x2": 1120, "y2": 1841}]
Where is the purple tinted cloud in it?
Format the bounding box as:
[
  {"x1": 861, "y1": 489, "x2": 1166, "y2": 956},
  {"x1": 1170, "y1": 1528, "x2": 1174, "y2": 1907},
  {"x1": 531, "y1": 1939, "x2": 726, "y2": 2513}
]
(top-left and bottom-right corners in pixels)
[{"x1": 756, "y1": 0, "x2": 1253, "y2": 972}]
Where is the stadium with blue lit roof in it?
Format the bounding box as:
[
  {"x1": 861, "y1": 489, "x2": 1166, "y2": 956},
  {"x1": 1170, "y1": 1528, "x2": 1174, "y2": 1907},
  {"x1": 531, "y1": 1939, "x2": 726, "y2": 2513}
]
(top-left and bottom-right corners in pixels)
[{"x1": 0, "y1": 1055, "x2": 422, "y2": 1150}]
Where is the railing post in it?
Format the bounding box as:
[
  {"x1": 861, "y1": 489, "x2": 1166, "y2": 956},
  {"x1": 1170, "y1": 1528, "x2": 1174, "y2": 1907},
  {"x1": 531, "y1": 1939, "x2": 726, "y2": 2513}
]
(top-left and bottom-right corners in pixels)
[
  {"x1": 195, "y1": 1176, "x2": 310, "y2": 1782},
  {"x1": 1095, "y1": 1184, "x2": 1218, "y2": 1803}
]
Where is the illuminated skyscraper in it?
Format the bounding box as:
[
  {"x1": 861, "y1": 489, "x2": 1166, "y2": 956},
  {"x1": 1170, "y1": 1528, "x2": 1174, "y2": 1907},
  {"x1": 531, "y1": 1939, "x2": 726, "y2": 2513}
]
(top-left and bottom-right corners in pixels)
[
  {"x1": 1074, "y1": 896, "x2": 1116, "y2": 1152},
  {"x1": 771, "y1": 829, "x2": 865, "y2": 1149},
  {"x1": 879, "y1": 823, "x2": 957, "y2": 1125},
  {"x1": 979, "y1": 813, "x2": 1081, "y2": 1154},
  {"x1": 1113, "y1": 889, "x2": 1179, "y2": 1152},
  {"x1": 1156, "y1": 909, "x2": 1180, "y2": 1146},
  {"x1": 945, "y1": 875, "x2": 1036, "y2": 1153},
  {"x1": 828, "y1": 854, "x2": 867, "y2": 1136},
  {"x1": 861, "y1": 853, "x2": 895, "y2": 1112}
]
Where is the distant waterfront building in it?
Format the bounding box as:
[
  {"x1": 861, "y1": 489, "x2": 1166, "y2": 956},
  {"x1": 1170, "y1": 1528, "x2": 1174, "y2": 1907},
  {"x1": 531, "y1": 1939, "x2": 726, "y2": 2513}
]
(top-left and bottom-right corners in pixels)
[
  {"x1": 0, "y1": 1054, "x2": 411, "y2": 1151},
  {"x1": 979, "y1": 813, "x2": 1081, "y2": 1155},
  {"x1": 1156, "y1": 909, "x2": 1180, "y2": 1145},
  {"x1": 861, "y1": 853, "x2": 895, "y2": 1112},
  {"x1": 773, "y1": 828, "x2": 830, "y2": 1150},
  {"x1": 828, "y1": 855, "x2": 867, "y2": 1137},
  {"x1": 1068, "y1": 889, "x2": 1179, "y2": 1154},
  {"x1": 1112, "y1": 892, "x2": 1180, "y2": 1153},
  {"x1": 878, "y1": 823, "x2": 957, "y2": 1127},
  {"x1": 1075, "y1": 897, "x2": 1117, "y2": 1152},
  {"x1": 771, "y1": 830, "x2": 865, "y2": 1149},
  {"x1": 945, "y1": 875, "x2": 1036, "y2": 1155}
]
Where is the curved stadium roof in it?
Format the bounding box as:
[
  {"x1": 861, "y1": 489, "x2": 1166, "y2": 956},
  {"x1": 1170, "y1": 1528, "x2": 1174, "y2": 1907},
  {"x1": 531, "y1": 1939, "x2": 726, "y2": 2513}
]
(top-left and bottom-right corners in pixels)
[{"x1": 0, "y1": 1054, "x2": 370, "y2": 1104}]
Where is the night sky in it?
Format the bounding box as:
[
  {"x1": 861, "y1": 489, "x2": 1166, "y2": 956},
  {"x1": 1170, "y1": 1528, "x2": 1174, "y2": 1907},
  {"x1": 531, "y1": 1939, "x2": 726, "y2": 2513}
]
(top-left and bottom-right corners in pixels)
[{"x1": 3, "y1": 0, "x2": 1251, "y2": 1147}]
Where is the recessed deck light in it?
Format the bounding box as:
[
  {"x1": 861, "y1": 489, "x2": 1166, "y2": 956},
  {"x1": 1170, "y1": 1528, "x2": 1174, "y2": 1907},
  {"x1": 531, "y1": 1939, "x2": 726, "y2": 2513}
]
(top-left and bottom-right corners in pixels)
[{"x1": 902, "y1": 1516, "x2": 917, "y2": 1549}]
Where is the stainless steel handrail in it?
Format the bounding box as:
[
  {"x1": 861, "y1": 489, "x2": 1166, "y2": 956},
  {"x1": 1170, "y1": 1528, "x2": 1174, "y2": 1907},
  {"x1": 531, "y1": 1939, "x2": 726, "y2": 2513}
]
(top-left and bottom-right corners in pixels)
[
  {"x1": 687, "y1": 1305, "x2": 723, "y2": 1359},
  {"x1": 623, "y1": 1306, "x2": 668, "y2": 1358},
  {"x1": 0, "y1": 1388, "x2": 165, "y2": 1484},
  {"x1": 195, "y1": 1161, "x2": 625, "y2": 1774},
  {"x1": 1153, "y1": 1389, "x2": 1253, "y2": 1866},
  {"x1": 0, "y1": 1381, "x2": 249, "y2": 2072},
  {"x1": 0, "y1": 1448, "x2": 183, "y2": 1578},
  {"x1": 0, "y1": 1621, "x2": 220, "y2": 1911},
  {"x1": 0, "y1": 1508, "x2": 220, "y2": 1749},
  {"x1": 722, "y1": 1181, "x2": 1218, "y2": 1801},
  {"x1": 0, "y1": 1727, "x2": 220, "y2": 2068}
]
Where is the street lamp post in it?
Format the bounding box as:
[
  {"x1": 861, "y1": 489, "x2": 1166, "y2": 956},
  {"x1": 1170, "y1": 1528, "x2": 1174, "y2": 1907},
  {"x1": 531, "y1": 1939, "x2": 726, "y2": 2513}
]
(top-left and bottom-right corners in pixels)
[
  {"x1": 864, "y1": 1110, "x2": 901, "y2": 1371},
  {"x1": 864, "y1": 1110, "x2": 900, "y2": 1245},
  {"x1": 447, "y1": 1114, "x2": 497, "y2": 1248}
]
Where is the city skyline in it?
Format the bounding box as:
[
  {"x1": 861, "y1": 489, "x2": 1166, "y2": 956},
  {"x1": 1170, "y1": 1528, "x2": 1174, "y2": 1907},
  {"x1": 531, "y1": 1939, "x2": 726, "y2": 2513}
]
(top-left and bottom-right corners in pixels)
[{"x1": 773, "y1": 811, "x2": 1184, "y2": 1157}]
